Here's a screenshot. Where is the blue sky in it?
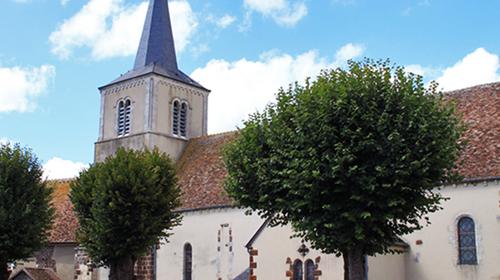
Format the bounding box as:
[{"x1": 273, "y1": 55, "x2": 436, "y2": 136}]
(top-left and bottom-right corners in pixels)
[{"x1": 1, "y1": 0, "x2": 500, "y2": 179}]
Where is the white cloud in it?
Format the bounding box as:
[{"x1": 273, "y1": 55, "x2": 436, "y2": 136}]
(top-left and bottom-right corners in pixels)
[
  {"x1": 401, "y1": 7, "x2": 411, "y2": 16},
  {"x1": 49, "y1": 0, "x2": 197, "y2": 60},
  {"x1": 43, "y1": 157, "x2": 88, "y2": 180},
  {"x1": 0, "y1": 64, "x2": 55, "y2": 113},
  {"x1": 191, "y1": 44, "x2": 364, "y2": 134},
  {"x1": 243, "y1": 0, "x2": 307, "y2": 27},
  {"x1": 0, "y1": 137, "x2": 7, "y2": 144},
  {"x1": 334, "y1": 43, "x2": 365, "y2": 65},
  {"x1": 61, "y1": 0, "x2": 71, "y2": 5},
  {"x1": 435, "y1": 48, "x2": 500, "y2": 91},
  {"x1": 169, "y1": 0, "x2": 198, "y2": 52},
  {"x1": 211, "y1": 14, "x2": 237, "y2": 29}
]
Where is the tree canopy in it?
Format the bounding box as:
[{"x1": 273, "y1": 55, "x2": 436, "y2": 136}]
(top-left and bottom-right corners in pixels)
[
  {"x1": 70, "y1": 147, "x2": 182, "y2": 280},
  {"x1": 222, "y1": 59, "x2": 465, "y2": 279},
  {"x1": 0, "y1": 143, "x2": 55, "y2": 280}
]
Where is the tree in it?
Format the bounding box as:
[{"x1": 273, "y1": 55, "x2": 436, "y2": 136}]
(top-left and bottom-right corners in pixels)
[
  {"x1": 222, "y1": 59, "x2": 465, "y2": 280},
  {"x1": 0, "y1": 143, "x2": 55, "y2": 280},
  {"x1": 70, "y1": 147, "x2": 182, "y2": 280}
]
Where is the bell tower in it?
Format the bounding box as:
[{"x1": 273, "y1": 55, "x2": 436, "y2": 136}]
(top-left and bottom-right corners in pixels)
[{"x1": 94, "y1": 0, "x2": 209, "y2": 162}]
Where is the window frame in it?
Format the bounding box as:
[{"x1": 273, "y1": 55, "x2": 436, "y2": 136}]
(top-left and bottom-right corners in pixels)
[
  {"x1": 458, "y1": 216, "x2": 477, "y2": 265},
  {"x1": 117, "y1": 98, "x2": 132, "y2": 137},
  {"x1": 172, "y1": 99, "x2": 188, "y2": 138},
  {"x1": 183, "y1": 243, "x2": 192, "y2": 280}
]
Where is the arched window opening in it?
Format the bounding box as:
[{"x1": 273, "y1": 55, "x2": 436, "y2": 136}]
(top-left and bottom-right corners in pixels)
[
  {"x1": 173, "y1": 100, "x2": 188, "y2": 137},
  {"x1": 458, "y1": 217, "x2": 477, "y2": 265},
  {"x1": 180, "y1": 102, "x2": 187, "y2": 137},
  {"x1": 293, "y1": 260, "x2": 303, "y2": 280},
  {"x1": 173, "y1": 101, "x2": 180, "y2": 135},
  {"x1": 117, "y1": 99, "x2": 131, "y2": 136},
  {"x1": 305, "y1": 259, "x2": 315, "y2": 280},
  {"x1": 184, "y1": 243, "x2": 192, "y2": 280},
  {"x1": 124, "y1": 99, "x2": 131, "y2": 135}
]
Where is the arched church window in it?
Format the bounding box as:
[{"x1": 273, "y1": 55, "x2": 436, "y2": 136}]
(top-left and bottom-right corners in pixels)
[
  {"x1": 458, "y1": 217, "x2": 477, "y2": 264},
  {"x1": 293, "y1": 259, "x2": 303, "y2": 280},
  {"x1": 305, "y1": 259, "x2": 315, "y2": 280},
  {"x1": 117, "y1": 99, "x2": 131, "y2": 136},
  {"x1": 184, "y1": 243, "x2": 192, "y2": 280},
  {"x1": 173, "y1": 100, "x2": 188, "y2": 137}
]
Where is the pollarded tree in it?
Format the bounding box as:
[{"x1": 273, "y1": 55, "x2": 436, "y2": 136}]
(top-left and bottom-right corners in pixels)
[
  {"x1": 0, "y1": 143, "x2": 55, "y2": 280},
  {"x1": 70, "y1": 147, "x2": 182, "y2": 280},
  {"x1": 222, "y1": 59, "x2": 465, "y2": 280}
]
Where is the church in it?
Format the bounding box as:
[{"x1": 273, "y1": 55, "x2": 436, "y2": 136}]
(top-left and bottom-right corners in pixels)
[{"x1": 11, "y1": 0, "x2": 500, "y2": 279}]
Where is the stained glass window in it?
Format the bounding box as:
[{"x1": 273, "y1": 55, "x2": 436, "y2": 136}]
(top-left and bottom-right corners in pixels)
[
  {"x1": 293, "y1": 260, "x2": 303, "y2": 280},
  {"x1": 184, "y1": 243, "x2": 192, "y2": 280},
  {"x1": 458, "y1": 217, "x2": 477, "y2": 265},
  {"x1": 305, "y1": 259, "x2": 315, "y2": 280}
]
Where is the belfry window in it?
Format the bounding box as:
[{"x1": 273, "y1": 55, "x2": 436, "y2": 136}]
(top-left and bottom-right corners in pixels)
[
  {"x1": 184, "y1": 243, "x2": 192, "y2": 280},
  {"x1": 173, "y1": 100, "x2": 187, "y2": 137},
  {"x1": 458, "y1": 217, "x2": 477, "y2": 265},
  {"x1": 117, "y1": 99, "x2": 131, "y2": 136}
]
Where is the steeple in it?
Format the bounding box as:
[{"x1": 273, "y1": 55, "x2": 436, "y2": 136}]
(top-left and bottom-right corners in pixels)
[
  {"x1": 134, "y1": 0, "x2": 178, "y2": 72},
  {"x1": 102, "y1": 0, "x2": 206, "y2": 90}
]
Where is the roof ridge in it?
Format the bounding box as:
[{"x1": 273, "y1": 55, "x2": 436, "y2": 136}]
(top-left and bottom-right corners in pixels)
[{"x1": 444, "y1": 81, "x2": 500, "y2": 95}]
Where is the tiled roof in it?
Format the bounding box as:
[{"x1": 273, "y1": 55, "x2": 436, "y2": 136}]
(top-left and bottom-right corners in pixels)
[
  {"x1": 48, "y1": 179, "x2": 78, "y2": 243},
  {"x1": 443, "y1": 82, "x2": 500, "y2": 179},
  {"x1": 176, "y1": 132, "x2": 236, "y2": 210},
  {"x1": 11, "y1": 268, "x2": 62, "y2": 280}
]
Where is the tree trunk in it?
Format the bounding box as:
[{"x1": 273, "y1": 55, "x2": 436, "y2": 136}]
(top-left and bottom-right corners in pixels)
[
  {"x1": 0, "y1": 263, "x2": 11, "y2": 280},
  {"x1": 109, "y1": 256, "x2": 135, "y2": 280},
  {"x1": 343, "y1": 251, "x2": 349, "y2": 280},
  {"x1": 345, "y1": 244, "x2": 365, "y2": 280}
]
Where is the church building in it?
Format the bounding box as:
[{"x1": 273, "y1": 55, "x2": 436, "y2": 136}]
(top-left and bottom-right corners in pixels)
[{"x1": 10, "y1": 0, "x2": 500, "y2": 279}]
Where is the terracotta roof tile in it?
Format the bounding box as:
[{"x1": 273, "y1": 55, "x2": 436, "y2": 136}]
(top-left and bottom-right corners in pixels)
[
  {"x1": 176, "y1": 131, "x2": 236, "y2": 210},
  {"x1": 443, "y1": 82, "x2": 500, "y2": 179},
  {"x1": 12, "y1": 268, "x2": 62, "y2": 280},
  {"x1": 48, "y1": 179, "x2": 78, "y2": 243}
]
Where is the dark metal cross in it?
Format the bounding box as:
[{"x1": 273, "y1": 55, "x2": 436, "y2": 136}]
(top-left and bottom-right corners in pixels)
[{"x1": 298, "y1": 244, "x2": 309, "y2": 257}]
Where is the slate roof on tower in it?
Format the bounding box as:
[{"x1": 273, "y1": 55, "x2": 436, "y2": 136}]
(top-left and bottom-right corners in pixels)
[{"x1": 100, "y1": 0, "x2": 207, "y2": 90}]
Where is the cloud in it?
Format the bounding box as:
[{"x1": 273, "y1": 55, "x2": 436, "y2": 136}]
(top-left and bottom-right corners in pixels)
[
  {"x1": 43, "y1": 157, "x2": 88, "y2": 180},
  {"x1": 0, "y1": 137, "x2": 7, "y2": 144},
  {"x1": 190, "y1": 44, "x2": 365, "y2": 134},
  {"x1": 401, "y1": 7, "x2": 411, "y2": 16},
  {"x1": 0, "y1": 64, "x2": 55, "y2": 113},
  {"x1": 208, "y1": 14, "x2": 237, "y2": 29},
  {"x1": 49, "y1": 0, "x2": 197, "y2": 60},
  {"x1": 243, "y1": 0, "x2": 307, "y2": 27},
  {"x1": 435, "y1": 48, "x2": 500, "y2": 91}
]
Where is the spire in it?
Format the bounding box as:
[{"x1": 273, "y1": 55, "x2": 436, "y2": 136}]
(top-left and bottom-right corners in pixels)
[
  {"x1": 101, "y1": 0, "x2": 207, "y2": 90},
  {"x1": 134, "y1": 0, "x2": 178, "y2": 72}
]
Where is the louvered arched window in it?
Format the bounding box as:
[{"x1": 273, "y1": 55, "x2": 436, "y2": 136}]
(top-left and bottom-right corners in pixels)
[
  {"x1": 184, "y1": 243, "x2": 192, "y2": 280},
  {"x1": 458, "y1": 217, "x2": 477, "y2": 264},
  {"x1": 173, "y1": 100, "x2": 188, "y2": 137},
  {"x1": 117, "y1": 99, "x2": 131, "y2": 136}
]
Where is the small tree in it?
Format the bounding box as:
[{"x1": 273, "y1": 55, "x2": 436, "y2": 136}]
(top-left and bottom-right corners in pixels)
[
  {"x1": 70, "y1": 147, "x2": 182, "y2": 280},
  {"x1": 0, "y1": 143, "x2": 55, "y2": 280},
  {"x1": 223, "y1": 59, "x2": 465, "y2": 280}
]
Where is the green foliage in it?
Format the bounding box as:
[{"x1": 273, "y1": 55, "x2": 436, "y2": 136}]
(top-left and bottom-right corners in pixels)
[
  {"x1": 70, "y1": 147, "x2": 182, "y2": 266},
  {"x1": 0, "y1": 143, "x2": 54, "y2": 264},
  {"x1": 223, "y1": 59, "x2": 465, "y2": 256}
]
